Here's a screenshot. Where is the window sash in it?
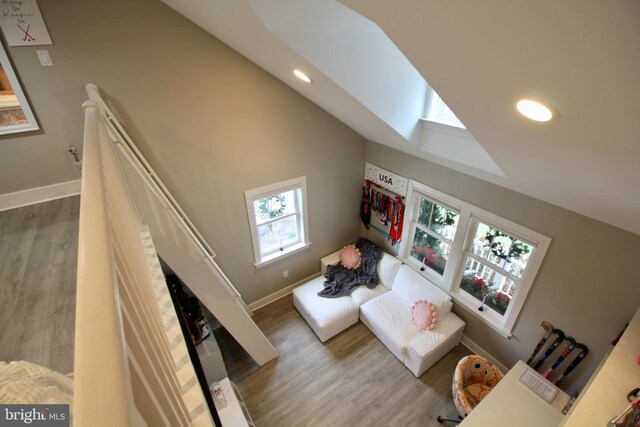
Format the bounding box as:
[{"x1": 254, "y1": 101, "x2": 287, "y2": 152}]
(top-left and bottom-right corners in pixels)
[
  {"x1": 255, "y1": 209, "x2": 299, "y2": 228},
  {"x1": 414, "y1": 195, "x2": 459, "y2": 241},
  {"x1": 258, "y1": 212, "x2": 302, "y2": 256},
  {"x1": 408, "y1": 229, "x2": 451, "y2": 277},
  {"x1": 465, "y1": 251, "x2": 523, "y2": 284},
  {"x1": 414, "y1": 222, "x2": 454, "y2": 247},
  {"x1": 459, "y1": 254, "x2": 520, "y2": 318},
  {"x1": 402, "y1": 186, "x2": 466, "y2": 286},
  {"x1": 253, "y1": 188, "x2": 300, "y2": 223}
]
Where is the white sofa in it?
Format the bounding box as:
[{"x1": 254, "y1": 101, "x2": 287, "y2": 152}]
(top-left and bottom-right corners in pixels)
[
  {"x1": 293, "y1": 248, "x2": 466, "y2": 377},
  {"x1": 292, "y1": 250, "x2": 400, "y2": 342}
]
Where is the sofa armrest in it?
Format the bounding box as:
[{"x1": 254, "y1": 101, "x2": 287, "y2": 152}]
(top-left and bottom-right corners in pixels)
[
  {"x1": 321, "y1": 249, "x2": 343, "y2": 275},
  {"x1": 404, "y1": 312, "x2": 466, "y2": 377}
]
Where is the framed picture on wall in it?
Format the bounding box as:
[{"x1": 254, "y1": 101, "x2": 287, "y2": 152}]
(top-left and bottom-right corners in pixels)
[
  {"x1": 0, "y1": 40, "x2": 39, "y2": 135},
  {"x1": 0, "y1": 0, "x2": 53, "y2": 46}
]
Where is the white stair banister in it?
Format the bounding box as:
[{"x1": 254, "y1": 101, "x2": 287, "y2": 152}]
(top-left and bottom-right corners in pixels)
[
  {"x1": 75, "y1": 100, "x2": 133, "y2": 426},
  {"x1": 76, "y1": 100, "x2": 218, "y2": 426}
]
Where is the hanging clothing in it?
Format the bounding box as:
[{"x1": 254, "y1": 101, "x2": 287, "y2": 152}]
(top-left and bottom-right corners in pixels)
[
  {"x1": 389, "y1": 196, "x2": 405, "y2": 246},
  {"x1": 362, "y1": 181, "x2": 406, "y2": 247},
  {"x1": 360, "y1": 185, "x2": 371, "y2": 228}
]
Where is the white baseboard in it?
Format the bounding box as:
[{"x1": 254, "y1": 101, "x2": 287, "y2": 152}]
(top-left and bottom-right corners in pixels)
[
  {"x1": 460, "y1": 334, "x2": 509, "y2": 374},
  {"x1": 249, "y1": 272, "x2": 321, "y2": 312},
  {"x1": 0, "y1": 180, "x2": 81, "y2": 212}
]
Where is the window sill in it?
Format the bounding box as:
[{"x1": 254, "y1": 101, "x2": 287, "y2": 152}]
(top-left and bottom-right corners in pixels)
[
  {"x1": 419, "y1": 117, "x2": 473, "y2": 139},
  {"x1": 254, "y1": 242, "x2": 311, "y2": 268},
  {"x1": 401, "y1": 255, "x2": 446, "y2": 288}
]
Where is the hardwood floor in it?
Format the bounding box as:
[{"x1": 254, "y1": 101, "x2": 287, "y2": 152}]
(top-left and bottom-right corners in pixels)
[
  {"x1": 216, "y1": 295, "x2": 472, "y2": 427},
  {"x1": 0, "y1": 196, "x2": 79, "y2": 374},
  {"x1": 0, "y1": 195, "x2": 470, "y2": 424}
]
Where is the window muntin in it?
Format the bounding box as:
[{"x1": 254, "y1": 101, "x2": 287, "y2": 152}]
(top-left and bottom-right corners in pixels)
[
  {"x1": 245, "y1": 177, "x2": 310, "y2": 267},
  {"x1": 409, "y1": 196, "x2": 459, "y2": 276},
  {"x1": 459, "y1": 221, "x2": 534, "y2": 316}
]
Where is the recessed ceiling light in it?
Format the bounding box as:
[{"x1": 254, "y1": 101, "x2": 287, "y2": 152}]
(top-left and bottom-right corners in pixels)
[
  {"x1": 293, "y1": 69, "x2": 312, "y2": 83},
  {"x1": 516, "y1": 99, "x2": 555, "y2": 122}
]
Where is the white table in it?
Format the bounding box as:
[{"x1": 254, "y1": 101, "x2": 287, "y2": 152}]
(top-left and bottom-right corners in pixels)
[
  {"x1": 560, "y1": 306, "x2": 640, "y2": 426},
  {"x1": 461, "y1": 360, "x2": 570, "y2": 426}
]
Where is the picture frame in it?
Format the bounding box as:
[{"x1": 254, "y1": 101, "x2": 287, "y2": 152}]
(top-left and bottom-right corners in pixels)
[{"x1": 0, "y1": 39, "x2": 39, "y2": 135}]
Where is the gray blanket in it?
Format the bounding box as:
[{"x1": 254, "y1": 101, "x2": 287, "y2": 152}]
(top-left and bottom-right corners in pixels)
[{"x1": 318, "y1": 237, "x2": 384, "y2": 298}]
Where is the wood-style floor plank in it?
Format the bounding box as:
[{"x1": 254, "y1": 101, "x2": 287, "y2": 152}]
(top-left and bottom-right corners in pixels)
[
  {"x1": 216, "y1": 295, "x2": 472, "y2": 427},
  {"x1": 0, "y1": 196, "x2": 79, "y2": 374}
]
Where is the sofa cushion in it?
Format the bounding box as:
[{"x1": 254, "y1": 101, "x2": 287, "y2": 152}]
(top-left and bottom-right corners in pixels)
[
  {"x1": 392, "y1": 265, "x2": 453, "y2": 316},
  {"x1": 404, "y1": 313, "x2": 466, "y2": 376},
  {"x1": 377, "y1": 253, "x2": 402, "y2": 288},
  {"x1": 320, "y1": 250, "x2": 342, "y2": 275},
  {"x1": 292, "y1": 276, "x2": 359, "y2": 342},
  {"x1": 359, "y1": 292, "x2": 421, "y2": 361},
  {"x1": 350, "y1": 283, "x2": 390, "y2": 306}
]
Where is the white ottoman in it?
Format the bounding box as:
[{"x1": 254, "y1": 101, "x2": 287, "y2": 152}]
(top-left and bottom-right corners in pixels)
[{"x1": 293, "y1": 276, "x2": 359, "y2": 342}]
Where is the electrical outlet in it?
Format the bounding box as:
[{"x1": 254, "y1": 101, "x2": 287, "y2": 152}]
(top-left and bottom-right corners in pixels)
[{"x1": 283, "y1": 270, "x2": 288, "y2": 278}]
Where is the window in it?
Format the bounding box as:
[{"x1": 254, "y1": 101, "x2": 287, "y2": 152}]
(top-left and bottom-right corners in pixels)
[
  {"x1": 245, "y1": 177, "x2": 310, "y2": 267},
  {"x1": 459, "y1": 221, "x2": 534, "y2": 316},
  {"x1": 0, "y1": 40, "x2": 39, "y2": 134},
  {"x1": 426, "y1": 89, "x2": 466, "y2": 129},
  {"x1": 400, "y1": 180, "x2": 550, "y2": 337},
  {"x1": 406, "y1": 194, "x2": 460, "y2": 280}
]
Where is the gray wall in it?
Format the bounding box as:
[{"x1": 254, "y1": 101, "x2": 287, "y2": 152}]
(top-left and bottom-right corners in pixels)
[
  {"x1": 3, "y1": 0, "x2": 638, "y2": 396},
  {"x1": 365, "y1": 141, "x2": 640, "y2": 394},
  {"x1": 0, "y1": 0, "x2": 365, "y2": 303}
]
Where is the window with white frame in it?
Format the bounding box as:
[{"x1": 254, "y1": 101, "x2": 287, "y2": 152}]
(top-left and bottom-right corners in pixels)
[
  {"x1": 458, "y1": 221, "x2": 535, "y2": 316},
  {"x1": 245, "y1": 177, "x2": 310, "y2": 267},
  {"x1": 401, "y1": 180, "x2": 550, "y2": 337},
  {"x1": 426, "y1": 89, "x2": 466, "y2": 129},
  {"x1": 406, "y1": 194, "x2": 460, "y2": 279}
]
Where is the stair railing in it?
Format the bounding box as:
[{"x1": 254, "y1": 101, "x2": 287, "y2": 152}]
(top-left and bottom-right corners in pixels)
[
  {"x1": 84, "y1": 83, "x2": 249, "y2": 314},
  {"x1": 75, "y1": 99, "x2": 217, "y2": 426}
]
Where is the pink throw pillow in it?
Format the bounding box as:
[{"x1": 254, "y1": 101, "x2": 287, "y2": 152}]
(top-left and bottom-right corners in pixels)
[
  {"x1": 411, "y1": 300, "x2": 437, "y2": 332},
  {"x1": 340, "y1": 245, "x2": 361, "y2": 269}
]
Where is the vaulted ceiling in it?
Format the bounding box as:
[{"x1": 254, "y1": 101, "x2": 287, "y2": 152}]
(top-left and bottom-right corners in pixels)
[{"x1": 162, "y1": 0, "x2": 640, "y2": 236}]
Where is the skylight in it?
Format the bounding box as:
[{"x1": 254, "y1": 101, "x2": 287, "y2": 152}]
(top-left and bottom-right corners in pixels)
[
  {"x1": 426, "y1": 90, "x2": 466, "y2": 129},
  {"x1": 245, "y1": 0, "x2": 503, "y2": 176}
]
